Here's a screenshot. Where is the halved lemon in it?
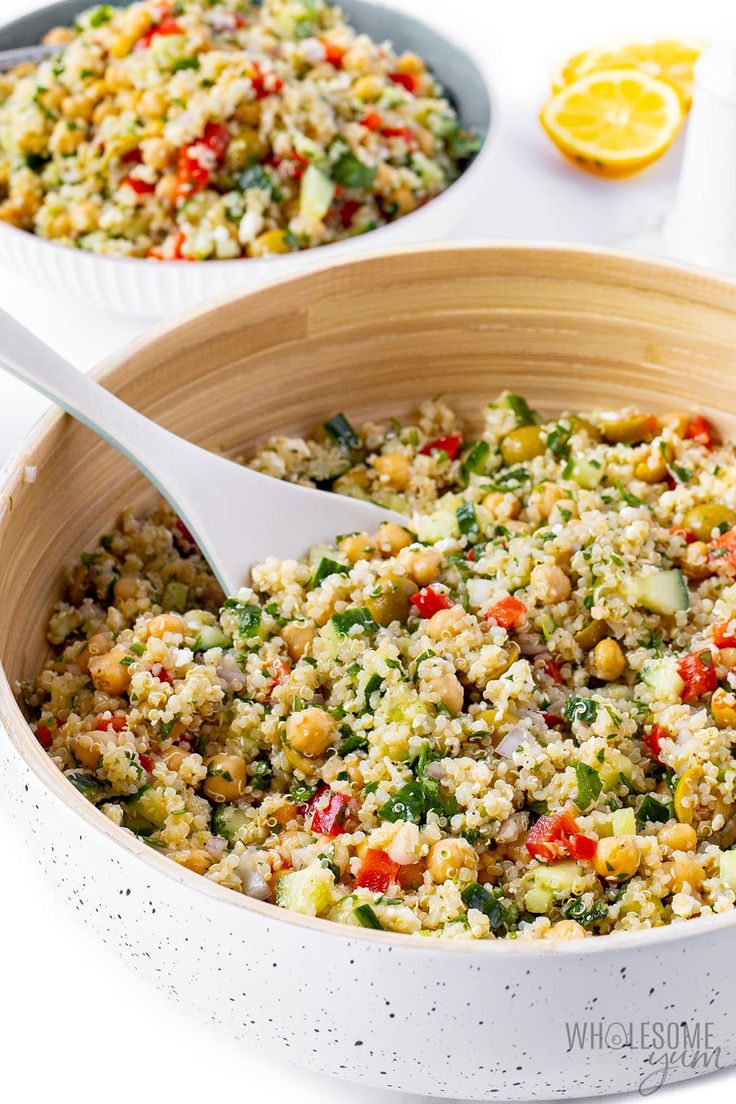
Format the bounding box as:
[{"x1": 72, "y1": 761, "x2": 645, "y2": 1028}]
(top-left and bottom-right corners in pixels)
[
  {"x1": 552, "y1": 40, "x2": 706, "y2": 109},
  {"x1": 541, "y1": 68, "x2": 684, "y2": 176}
]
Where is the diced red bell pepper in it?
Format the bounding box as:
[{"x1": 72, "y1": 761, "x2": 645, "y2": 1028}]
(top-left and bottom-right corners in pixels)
[
  {"x1": 669, "y1": 525, "x2": 695, "y2": 544},
  {"x1": 360, "y1": 111, "x2": 382, "y2": 131},
  {"x1": 567, "y1": 833, "x2": 597, "y2": 861},
  {"x1": 643, "y1": 724, "x2": 668, "y2": 764},
  {"x1": 308, "y1": 786, "x2": 352, "y2": 836},
  {"x1": 410, "y1": 586, "x2": 453, "y2": 619},
  {"x1": 483, "y1": 595, "x2": 527, "y2": 631},
  {"x1": 136, "y1": 15, "x2": 183, "y2": 50},
  {"x1": 148, "y1": 229, "x2": 190, "y2": 261},
  {"x1": 713, "y1": 621, "x2": 736, "y2": 648},
  {"x1": 323, "y1": 41, "x2": 346, "y2": 67},
  {"x1": 337, "y1": 199, "x2": 361, "y2": 228},
  {"x1": 96, "y1": 714, "x2": 127, "y2": 732},
  {"x1": 355, "y1": 848, "x2": 400, "y2": 892},
  {"x1": 121, "y1": 147, "x2": 143, "y2": 165},
  {"x1": 35, "y1": 725, "x2": 53, "y2": 749},
  {"x1": 677, "y1": 650, "x2": 718, "y2": 702},
  {"x1": 139, "y1": 753, "x2": 155, "y2": 773},
  {"x1": 268, "y1": 149, "x2": 309, "y2": 180},
  {"x1": 419, "y1": 434, "x2": 462, "y2": 460},
  {"x1": 388, "y1": 71, "x2": 419, "y2": 93},
  {"x1": 151, "y1": 663, "x2": 172, "y2": 685},
  {"x1": 266, "y1": 658, "x2": 291, "y2": 701},
  {"x1": 175, "y1": 121, "x2": 230, "y2": 203},
  {"x1": 685, "y1": 415, "x2": 715, "y2": 449},
  {"x1": 174, "y1": 516, "x2": 195, "y2": 545},
  {"x1": 380, "y1": 125, "x2": 416, "y2": 147},
  {"x1": 251, "y1": 61, "x2": 284, "y2": 99},
  {"x1": 542, "y1": 658, "x2": 564, "y2": 685},
  {"x1": 122, "y1": 176, "x2": 155, "y2": 195},
  {"x1": 708, "y1": 528, "x2": 736, "y2": 573},
  {"x1": 525, "y1": 809, "x2": 596, "y2": 864},
  {"x1": 542, "y1": 711, "x2": 564, "y2": 728}
]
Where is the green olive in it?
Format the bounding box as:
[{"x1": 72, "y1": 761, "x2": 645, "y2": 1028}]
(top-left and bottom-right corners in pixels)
[
  {"x1": 500, "y1": 425, "x2": 546, "y2": 466},
  {"x1": 574, "y1": 619, "x2": 607, "y2": 651},
  {"x1": 365, "y1": 576, "x2": 417, "y2": 627},
  {"x1": 683, "y1": 503, "x2": 736, "y2": 542},
  {"x1": 600, "y1": 413, "x2": 658, "y2": 445},
  {"x1": 570, "y1": 416, "x2": 601, "y2": 442}
]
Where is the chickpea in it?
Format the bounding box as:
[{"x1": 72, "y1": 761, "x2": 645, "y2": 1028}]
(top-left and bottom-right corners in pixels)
[
  {"x1": 375, "y1": 522, "x2": 413, "y2": 556},
  {"x1": 667, "y1": 856, "x2": 705, "y2": 894},
  {"x1": 171, "y1": 849, "x2": 213, "y2": 876},
  {"x1": 593, "y1": 836, "x2": 640, "y2": 882},
  {"x1": 531, "y1": 483, "x2": 565, "y2": 520},
  {"x1": 49, "y1": 119, "x2": 85, "y2": 157},
  {"x1": 481, "y1": 491, "x2": 521, "y2": 520},
  {"x1": 390, "y1": 187, "x2": 415, "y2": 215},
  {"x1": 89, "y1": 647, "x2": 131, "y2": 696},
  {"x1": 373, "y1": 453, "x2": 412, "y2": 490},
  {"x1": 87, "y1": 632, "x2": 111, "y2": 656},
  {"x1": 545, "y1": 919, "x2": 587, "y2": 940},
  {"x1": 711, "y1": 687, "x2": 736, "y2": 728},
  {"x1": 232, "y1": 102, "x2": 261, "y2": 126},
  {"x1": 662, "y1": 411, "x2": 691, "y2": 437},
  {"x1": 281, "y1": 622, "x2": 316, "y2": 661},
  {"x1": 427, "y1": 838, "x2": 477, "y2": 883},
  {"x1": 719, "y1": 647, "x2": 736, "y2": 669},
  {"x1": 270, "y1": 801, "x2": 299, "y2": 827},
  {"x1": 352, "y1": 74, "x2": 383, "y2": 101},
  {"x1": 43, "y1": 26, "x2": 75, "y2": 45},
  {"x1": 683, "y1": 503, "x2": 736, "y2": 542},
  {"x1": 141, "y1": 613, "x2": 187, "y2": 640},
  {"x1": 400, "y1": 547, "x2": 441, "y2": 587},
  {"x1": 339, "y1": 532, "x2": 376, "y2": 564},
  {"x1": 203, "y1": 753, "x2": 248, "y2": 803},
  {"x1": 680, "y1": 541, "x2": 713, "y2": 580},
  {"x1": 530, "y1": 563, "x2": 572, "y2": 604},
  {"x1": 139, "y1": 88, "x2": 168, "y2": 119},
  {"x1": 71, "y1": 731, "x2": 112, "y2": 770},
  {"x1": 500, "y1": 425, "x2": 546, "y2": 466},
  {"x1": 396, "y1": 51, "x2": 425, "y2": 75},
  {"x1": 70, "y1": 199, "x2": 100, "y2": 234},
  {"x1": 163, "y1": 746, "x2": 189, "y2": 772},
  {"x1": 426, "y1": 605, "x2": 465, "y2": 641},
  {"x1": 424, "y1": 671, "x2": 464, "y2": 714},
  {"x1": 247, "y1": 229, "x2": 292, "y2": 257},
  {"x1": 114, "y1": 575, "x2": 139, "y2": 604},
  {"x1": 657, "y1": 822, "x2": 697, "y2": 853},
  {"x1": 590, "y1": 638, "x2": 626, "y2": 681},
  {"x1": 286, "y1": 707, "x2": 337, "y2": 757}
]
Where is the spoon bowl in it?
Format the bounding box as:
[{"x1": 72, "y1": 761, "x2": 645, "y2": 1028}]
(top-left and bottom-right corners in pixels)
[{"x1": 0, "y1": 307, "x2": 406, "y2": 594}]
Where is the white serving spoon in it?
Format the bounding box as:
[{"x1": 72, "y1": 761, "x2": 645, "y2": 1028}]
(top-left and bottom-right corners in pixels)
[{"x1": 0, "y1": 309, "x2": 406, "y2": 595}]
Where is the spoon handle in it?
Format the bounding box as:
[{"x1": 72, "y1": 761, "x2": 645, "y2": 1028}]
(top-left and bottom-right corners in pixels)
[{"x1": 0, "y1": 307, "x2": 206, "y2": 497}]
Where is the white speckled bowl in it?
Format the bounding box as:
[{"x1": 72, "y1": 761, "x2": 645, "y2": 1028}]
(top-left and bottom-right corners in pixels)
[
  {"x1": 0, "y1": 0, "x2": 492, "y2": 319},
  {"x1": 3, "y1": 244, "x2": 736, "y2": 1100}
]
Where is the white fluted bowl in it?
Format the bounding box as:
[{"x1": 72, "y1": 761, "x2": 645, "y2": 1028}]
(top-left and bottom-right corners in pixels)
[{"x1": 0, "y1": 0, "x2": 492, "y2": 319}]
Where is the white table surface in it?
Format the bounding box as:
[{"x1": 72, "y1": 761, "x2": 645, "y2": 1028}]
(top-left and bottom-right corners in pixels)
[{"x1": 1, "y1": 1, "x2": 734, "y2": 1102}]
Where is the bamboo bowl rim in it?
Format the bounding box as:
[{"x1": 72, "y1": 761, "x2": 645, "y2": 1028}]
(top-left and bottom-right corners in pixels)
[{"x1": 4, "y1": 240, "x2": 736, "y2": 956}]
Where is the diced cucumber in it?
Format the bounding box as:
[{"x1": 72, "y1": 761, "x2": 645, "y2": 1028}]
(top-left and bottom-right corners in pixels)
[
  {"x1": 498, "y1": 392, "x2": 538, "y2": 426},
  {"x1": 212, "y1": 804, "x2": 249, "y2": 842},
  {"x1": 524, "y1": 886, "x2": 553, "y2": 914},
  {"x1": 193, "y1": 624, "x2": 232, "y2": 653},
  {"x1": 611, "y1": 808, "x2": 636, "y2": 836},
  {"x1": 571, "y1": 459, "x2": 603, "y2": 489},
  {"x1": 300, "y1": 164, "x2": 336, "y2": 221},
  {"x1": 625, "y1": 569, "x2": 689, "y2": 615},
  {"x1": 161, "y1": 579, "x2": 189, "y2": 612},
  {"x1": 275, "y1": 863, "x2": 335, "y2": 917},
  {"x1": 327, "y1": 894, "x2": 363, "y2": 926},
  {"x1": 534, "y1": 859, "x2": 581, "y2": 895},
  {"x1": 720, "y1": 850, "x2": 736, "y2": 892},
  {"x1": 123, "y1": 785, "x2": 168, "y2": 833},
  {"x1": 413, "y1": 493, "x2": 463, "y2": 544},
  {"x1": 640, "y1": 659, "x2": 685, "y2": 702}
]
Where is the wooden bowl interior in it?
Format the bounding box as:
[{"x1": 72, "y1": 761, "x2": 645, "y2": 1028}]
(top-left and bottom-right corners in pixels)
[{"x1": 3, "y1": 244, "x2": 736, "y2": 698}]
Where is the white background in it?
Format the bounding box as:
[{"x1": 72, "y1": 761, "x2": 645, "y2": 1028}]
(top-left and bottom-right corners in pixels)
[{"x1": 1, "y1": 1, "x2": 735, "y2": 1102}]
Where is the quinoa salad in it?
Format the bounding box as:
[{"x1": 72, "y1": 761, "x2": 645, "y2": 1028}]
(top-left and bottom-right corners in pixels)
[
  {"x1": 20, "y1": 394, "x2": 736, "y2": 941},
  {"x1": 0, "y1": 0, "x2": 478, "y2": 260}
]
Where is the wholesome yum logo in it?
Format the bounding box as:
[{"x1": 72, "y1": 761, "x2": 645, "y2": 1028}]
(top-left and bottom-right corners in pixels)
[{"x1": 565, "y1": 1021, "x2": 723, "y2": 1095}]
